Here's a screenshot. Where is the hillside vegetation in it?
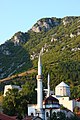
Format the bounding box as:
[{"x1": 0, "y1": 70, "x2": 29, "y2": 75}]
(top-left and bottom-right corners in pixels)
[{"x1": 0, "y1": 16, "x2": 80, "y2": 98}]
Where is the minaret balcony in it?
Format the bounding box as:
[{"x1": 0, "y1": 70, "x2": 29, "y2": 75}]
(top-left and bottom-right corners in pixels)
[{"x1": 37, "y1": 75, "x2": 43, "y2": 79}]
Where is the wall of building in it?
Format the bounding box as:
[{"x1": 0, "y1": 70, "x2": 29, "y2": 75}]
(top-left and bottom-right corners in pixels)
[
  {"x1": 28, "y1": 104, "x2": 37, "y2": 116},
  {"x1": 57, "y1": 97, "x2": 74, "y2": 111},
  {"x1": 55, "y1": 86, "x2": 70, "y2": 97},
  {"x1": 4, "y1": 85, "x2": 21, "y2": 96}
]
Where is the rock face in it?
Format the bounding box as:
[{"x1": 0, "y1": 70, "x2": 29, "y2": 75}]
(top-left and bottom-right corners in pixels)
[
  {"x1": 31, "y1": 18, "x2": 61, "y2": 32},
  {"x1": 62, "y1": 16, "x2": 74, "y2": 26},
  {"x1": 11, "y1": 31, "x2": 28, "y2": 46}
]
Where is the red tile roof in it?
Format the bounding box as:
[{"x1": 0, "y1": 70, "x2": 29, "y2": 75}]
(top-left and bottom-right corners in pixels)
[
  {"x1": 76, "y1": 98, "x2": 80, "y2": 102},
  {"x1": 0, "y1": 113, "x2": 42, "y2": 120},
  {"x1": 0, "y1": 113, "x2": 16, "y2": 120},
  {"x1": 76, "y1": 111, "x2": 80, "y2": 117}
]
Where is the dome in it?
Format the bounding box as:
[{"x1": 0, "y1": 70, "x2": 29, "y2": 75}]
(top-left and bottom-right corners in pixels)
[
  {"x1": 55, "y1": 81, "x2": 70, "y2": 97},
  {"x1": 56, "y1": 81, "x2": 69, "y2": 88}
]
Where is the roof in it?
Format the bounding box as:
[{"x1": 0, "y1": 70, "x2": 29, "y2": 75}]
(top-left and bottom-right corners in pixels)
[
  {"x1": 0, "y1": 113, "x2": 16, "y2": 120},
  {"x1": 43, "y1": 95, "x2": 59, "y2": 104},
  {"x1": 56, "y1": 81, "x2": 69, "y2": 87},
  {"x1": 76, "y1": 98, "x2": 80, "y2": 102},
  {"x1": 76, "y1": 112, "x2": 80, "y2": 118},
  {"x1": 0, "y1": 114, "x2": 42, "y2": 120},
  {"x1": 32, "y1": 116, "x2": 43, "y2": 120}
]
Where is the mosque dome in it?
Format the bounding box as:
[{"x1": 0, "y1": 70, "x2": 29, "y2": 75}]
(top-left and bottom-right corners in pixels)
[
  {"x1": 56, "y1": 81, "x2": 69, "y2": 87},
  {"x1": 55, "y1": 81, "x2": 70, "y2": 97}
]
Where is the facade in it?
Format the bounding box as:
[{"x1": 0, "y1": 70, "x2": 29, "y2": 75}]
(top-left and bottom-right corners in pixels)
[
  {"x1": 28, "y1": 96, "x2": 60, "y2": 120},
  {"x1": 54, "y1": 96, "x2": 75, "y2": 112},
  {"x1": 43, "y1": 96, "x2": 60, "y2": 120}
]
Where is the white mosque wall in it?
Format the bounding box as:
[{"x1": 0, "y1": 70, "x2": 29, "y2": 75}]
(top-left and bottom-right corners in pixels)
[
  {"x1": 44, "y1": 109, "x2": 60, "y2": 120},
  {"x1": 28, "y1": 104, "x2": 60, "y2": 120},
  {"x1": 58, "y1": 97, "x2": 74, "y2": 112},
  {"x1": 28, "y1": 104, "x2": 37, "y2": 116}
]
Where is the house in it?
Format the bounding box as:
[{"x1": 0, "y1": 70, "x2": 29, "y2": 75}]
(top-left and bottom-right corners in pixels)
[{"x1": 4, "y1": 85, "x2": 21, "y2": 96}]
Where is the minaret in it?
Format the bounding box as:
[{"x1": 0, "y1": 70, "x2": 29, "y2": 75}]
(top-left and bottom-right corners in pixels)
[
  {"x1": 37, "y1": 54, "x2": 43, "y2": 119},
  {"x1": 47, "y1": 73, "x2": 50, "y2": 97}
]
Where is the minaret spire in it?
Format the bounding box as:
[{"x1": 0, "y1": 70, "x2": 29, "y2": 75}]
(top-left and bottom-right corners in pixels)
[
  {"x1": 37, "y1": 54, "x2": 43, "y2": 119},
  {"x1": 38, "y1": 54, "x2": 42, "y2": 75},
  {"x1": 47, "y1": 73, "x2": 50, "y2": 97}
]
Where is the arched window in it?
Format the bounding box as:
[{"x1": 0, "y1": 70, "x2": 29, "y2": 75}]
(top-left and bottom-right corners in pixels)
[
  {"x1": 31, "y1": 112, "x2": 34, "y2": 116},
  {"x1": 46, "y1": 112, "x2": 49, "y2": 117}
]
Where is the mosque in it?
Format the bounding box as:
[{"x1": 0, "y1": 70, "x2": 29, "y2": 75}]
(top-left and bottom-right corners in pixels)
[{"x1": 28, "y1": 54, "x2": 80, "y2": 120}]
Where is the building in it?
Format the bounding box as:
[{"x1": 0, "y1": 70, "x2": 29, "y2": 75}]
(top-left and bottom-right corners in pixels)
[
  {"x1": 54, "y1": 82, "x2": 80, "y2": 112},
  {"x1": 43, "y1": 95, "x2": 60, "y2": 120},
  {"x1": 4, "y1": 85, "x2": 21, "y2": 96},
  {"x1": 55, "y1": 81, "x2": 70, "y2": 97}
]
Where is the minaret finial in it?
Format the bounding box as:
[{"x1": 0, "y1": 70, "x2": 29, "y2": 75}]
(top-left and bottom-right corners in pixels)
[{"x1": 38, "y1": 54, "x2": 42, "y2": 75}]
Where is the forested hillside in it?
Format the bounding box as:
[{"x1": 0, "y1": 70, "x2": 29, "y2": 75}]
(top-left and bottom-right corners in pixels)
[{"x1": 0, "y1": 16, "x2": 80, "y2": 98}]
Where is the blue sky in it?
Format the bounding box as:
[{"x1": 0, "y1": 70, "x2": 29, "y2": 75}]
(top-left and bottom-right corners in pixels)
[{"x1": 0, "y1": 0, "x2": 80, "y2": 45}]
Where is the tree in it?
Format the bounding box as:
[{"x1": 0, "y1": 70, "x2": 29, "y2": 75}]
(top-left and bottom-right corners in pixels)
[
  {"x1": 21, "y1": 81, "x2": 37, "y2": 104},
  {"x1": 73, "y1": 106, "x2": 80, "y2": 114},
  {"x1": 2, "y1": 88, "x2": 28, "y2": 119}
]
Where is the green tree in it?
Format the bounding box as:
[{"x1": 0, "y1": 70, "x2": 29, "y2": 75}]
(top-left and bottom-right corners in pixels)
[
  {"x1": 2, "y1": 88, "x2": 28, "y2": 119},
  {"x1": 21, "y1": 80, "x2": 36, "y2": 104}
]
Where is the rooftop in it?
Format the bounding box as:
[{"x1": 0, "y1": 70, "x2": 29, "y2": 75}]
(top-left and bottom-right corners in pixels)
[
  {"x1": 56, "y1": 81, "x2": 69, "y2": 87},
  {"x1": 43, "y1": 95, "x2": 59, "y2": 104}
]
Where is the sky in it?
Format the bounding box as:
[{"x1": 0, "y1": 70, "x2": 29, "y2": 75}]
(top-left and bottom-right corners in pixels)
[{"x1": 0, "y1": 0, "x2": 80, "y2": 45}]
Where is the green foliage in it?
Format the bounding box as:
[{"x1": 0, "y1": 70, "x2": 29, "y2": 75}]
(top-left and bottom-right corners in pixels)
[
  {"x1": 0, "y1": 16, "x2": 80, "y2": 99},
  {"x1": 2, "y1": 80, "x2": 36, "y2": 118},
  {"x1": 21, "y1": 80, "x2": 37, "y2": 104},
  {"x1": 73, "y1": 106, "x2": 80, "y2": 113},
  {"x1": 2, "y1": 88, "x2": 28, "y2": 119},
  {"x1": 0, "y1": 42, "x2": 32, "y2": 78}
]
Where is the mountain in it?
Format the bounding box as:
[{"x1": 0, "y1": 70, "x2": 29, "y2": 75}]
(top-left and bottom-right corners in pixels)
[{"x1": 0, "y1": 16, "x2": 80, "y2": 98}]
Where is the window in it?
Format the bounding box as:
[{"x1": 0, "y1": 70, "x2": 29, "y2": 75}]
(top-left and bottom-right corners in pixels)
[{"x1": 46, "y1": 112, "x2": 49, "y2": 117}]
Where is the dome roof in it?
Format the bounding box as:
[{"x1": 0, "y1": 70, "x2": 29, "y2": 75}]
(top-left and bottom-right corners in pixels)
[
  {"x1": 56, "y1": 81, "x2": 69, "y2": 87},
  {"x1": 43, "y1": 95, "x2": 59, "y2": 105}
]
